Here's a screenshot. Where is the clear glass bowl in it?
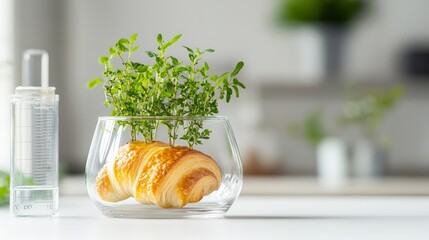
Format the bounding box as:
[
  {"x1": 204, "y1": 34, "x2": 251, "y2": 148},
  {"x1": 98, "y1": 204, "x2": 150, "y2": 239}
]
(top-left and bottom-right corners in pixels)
[{"x1": 85, "y1": 116, "x2": 243, "y2": 218}]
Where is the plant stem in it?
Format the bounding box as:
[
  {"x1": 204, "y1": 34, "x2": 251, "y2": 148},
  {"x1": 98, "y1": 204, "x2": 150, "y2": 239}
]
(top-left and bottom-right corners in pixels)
[
  {"x1": 131, "y1": 123, "x2": 137, "y2": 142},
  {"x1": 153, "y1": 120, "x2": 160, "y2": 141}
]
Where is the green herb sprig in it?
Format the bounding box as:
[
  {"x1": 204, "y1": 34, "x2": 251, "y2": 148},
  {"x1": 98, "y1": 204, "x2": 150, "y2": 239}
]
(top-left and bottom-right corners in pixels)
[
  {"x1": 0, "y1": 171, "x2": 10, "y2": 207},
  {"x1": 89, "y1": 34, "x2": 245, "y2": 148},
  {"x1": 340, "y1": 86, "x2": 404, "y2": 138},
  {"x1": 288, "y1": 110, "x2": 327, "y2": 148}
]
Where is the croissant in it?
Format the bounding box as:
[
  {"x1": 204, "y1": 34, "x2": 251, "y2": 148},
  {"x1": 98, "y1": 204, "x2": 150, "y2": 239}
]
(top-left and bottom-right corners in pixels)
[{"x1": 96, "y1": 141, "x2": 222, "y2": 208}]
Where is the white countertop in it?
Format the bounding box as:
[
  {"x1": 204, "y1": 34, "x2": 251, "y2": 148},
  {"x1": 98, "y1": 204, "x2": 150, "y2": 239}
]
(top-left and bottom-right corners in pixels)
[
  {"x1": 242, "y1": 176, "x2": 429, "y2": 195},
  {"x1": 1, "y1": 195, "x2": 429, "y2": 240},
  {"x1": 59, "y1": 176, "x2": 429, "y2": 196}
]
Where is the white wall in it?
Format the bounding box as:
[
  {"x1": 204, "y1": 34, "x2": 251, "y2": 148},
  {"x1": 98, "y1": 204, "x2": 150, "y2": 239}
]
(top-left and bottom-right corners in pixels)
[
  {"x1": 12, "y1": 0, "x2": 429, "y2": 173},
  {"x1": 0, "y1": 0, "x2": 14, "y2": 171},
  {"x1": 345, "y1": 0, "x2": 429, "y2": 79}
]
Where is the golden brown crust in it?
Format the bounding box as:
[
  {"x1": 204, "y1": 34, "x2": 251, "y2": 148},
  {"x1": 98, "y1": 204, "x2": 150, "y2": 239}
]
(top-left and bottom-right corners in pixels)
[
  {"x1": 96, "y1": 165, "x2": 116, "y2": 201},
  {"x1": 95, "y1": 141, "x2": 222, "y2": 208},
  {"x1": 113, "y1": 141, "x2": 169, "y2": 195},
  {"x1": 134, "y1": 146, "x2": 189, "y2": 205}
]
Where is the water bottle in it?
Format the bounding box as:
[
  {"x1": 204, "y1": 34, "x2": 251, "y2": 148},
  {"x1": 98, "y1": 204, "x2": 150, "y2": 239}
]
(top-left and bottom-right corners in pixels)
[{"x1": 10, "y1": 50, "x2": 59, "y2": 216}]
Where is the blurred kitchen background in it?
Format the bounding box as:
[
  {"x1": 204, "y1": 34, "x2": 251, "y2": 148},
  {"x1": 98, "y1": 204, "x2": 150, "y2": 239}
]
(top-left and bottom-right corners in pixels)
[{"x1": 1, "y1": 0, "x2": 429, "y2": 194}]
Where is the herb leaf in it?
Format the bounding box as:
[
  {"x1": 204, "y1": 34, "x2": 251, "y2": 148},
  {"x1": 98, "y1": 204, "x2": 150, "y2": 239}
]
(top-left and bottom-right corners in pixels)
[
  {"x1": 231, "y1": 61, "x2": 244, "y2": 77},
  {"x1": 87, "y1": 77, "x2": 103, "y2": 89}
]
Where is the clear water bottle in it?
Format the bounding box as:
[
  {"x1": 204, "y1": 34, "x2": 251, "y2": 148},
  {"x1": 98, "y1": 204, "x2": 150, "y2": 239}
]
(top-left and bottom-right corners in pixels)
[{"x1": 10, "y1": 50, "x2": 59, "y2": 216}]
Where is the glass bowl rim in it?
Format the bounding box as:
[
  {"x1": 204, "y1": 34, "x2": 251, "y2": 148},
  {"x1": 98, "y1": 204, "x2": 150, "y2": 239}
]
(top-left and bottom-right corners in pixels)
[{"x1": 98, "y1": 115, "x2": 229, "y2": 121}]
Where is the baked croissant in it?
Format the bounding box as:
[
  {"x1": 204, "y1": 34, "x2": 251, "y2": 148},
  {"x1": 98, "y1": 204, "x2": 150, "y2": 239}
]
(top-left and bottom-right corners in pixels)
[{"x1": 96, "y1": 141, "x2": 222, "y2": 208}]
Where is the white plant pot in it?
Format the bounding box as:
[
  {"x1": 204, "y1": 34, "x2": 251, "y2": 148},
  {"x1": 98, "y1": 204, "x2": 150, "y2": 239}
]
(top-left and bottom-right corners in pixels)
[
  {"x1": 316, "y1": 137, "x2": 350, "y2": 187},
  {"x1": 352, "y1": 139, "x2": 386, "y2": 178},
  {"x1": 292, "y1": 26, "x2": 346, "y2": 80},
  {"x1": 293, "y1": 27, "x2": 325, "y2": 80}
]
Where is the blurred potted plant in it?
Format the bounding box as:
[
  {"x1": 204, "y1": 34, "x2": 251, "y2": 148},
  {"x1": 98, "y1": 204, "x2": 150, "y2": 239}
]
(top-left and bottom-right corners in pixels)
[
  {"x1": 288, "y1": 85, "x2": 403, "y2": 182},
  {"x1": 277, "y1": 0, "x2": 367, "y2": 77},
  {"x1": 340, "y1": 86, "x2": 404, "y2": 177},
  {"x1": 289, "y1": 110, "x2": 350, "y2": 187}
]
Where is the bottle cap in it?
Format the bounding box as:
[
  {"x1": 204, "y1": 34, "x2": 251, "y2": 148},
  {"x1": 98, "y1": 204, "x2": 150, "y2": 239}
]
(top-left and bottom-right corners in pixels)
[{"x1": 22, "y1": 49, "x2": 49, "y2": 88}]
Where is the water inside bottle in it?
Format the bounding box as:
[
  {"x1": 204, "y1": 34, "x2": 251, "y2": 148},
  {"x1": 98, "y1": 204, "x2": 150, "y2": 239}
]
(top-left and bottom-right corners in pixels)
[{"x1": 12, "y1": 186, "x2": 58, "y2": 216}]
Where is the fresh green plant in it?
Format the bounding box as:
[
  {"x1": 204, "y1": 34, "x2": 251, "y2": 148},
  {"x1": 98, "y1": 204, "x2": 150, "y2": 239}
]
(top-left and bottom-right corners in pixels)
[
  {"x1": 0, "y1": 171, "x2": 10, "y2": 207},
  {"x1": 277, "y1": 0, "x2": 366, "y2": 26},
  {"x1": 89, "y1": 34, "x2": 245, "y2": 148},
  {"x1": 340, "y1": 86, "x2": 404, "y2": 138},
  {"x1": 288, "y1": 110, "x2": 327, "y2": 148}
]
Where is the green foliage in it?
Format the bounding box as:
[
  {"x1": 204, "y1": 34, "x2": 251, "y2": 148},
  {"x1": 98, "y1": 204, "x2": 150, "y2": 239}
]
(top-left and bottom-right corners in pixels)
[
  {"x1": 0, "y1": 171, "x2": 10, "y2": 207},
  {"x1": 89, "y1": 34, "x2": 245, "y2": 148},
  {"x1": 288, "y1": 86, "x2": 404, "y2": 149},
  {"x1": 341, "y1": 86, "x2": 404, "y2": 137},
  {"x1": 277, "y1": 0, "x2": 366, "y2": 26},
  {"x1": 288, "y1": 110, "x2": 327, "y2": 148}
]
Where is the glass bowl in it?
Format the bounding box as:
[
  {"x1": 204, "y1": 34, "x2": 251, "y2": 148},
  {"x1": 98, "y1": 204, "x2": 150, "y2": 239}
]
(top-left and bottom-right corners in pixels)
[{"x1": 85, "y1": 116, "x2": 243, "y2": 218}]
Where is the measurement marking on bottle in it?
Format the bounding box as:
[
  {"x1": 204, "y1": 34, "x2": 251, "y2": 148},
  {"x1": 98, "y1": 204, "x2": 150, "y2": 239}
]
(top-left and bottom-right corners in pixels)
[{"x1": 14, "y1": 202, "x2": 55, "y2": 211}]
